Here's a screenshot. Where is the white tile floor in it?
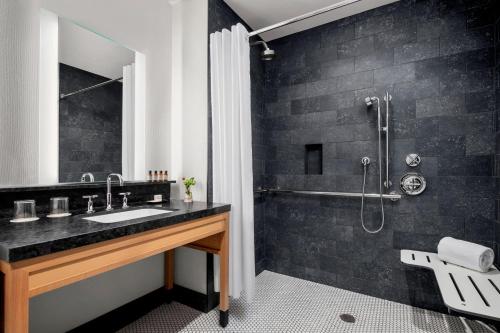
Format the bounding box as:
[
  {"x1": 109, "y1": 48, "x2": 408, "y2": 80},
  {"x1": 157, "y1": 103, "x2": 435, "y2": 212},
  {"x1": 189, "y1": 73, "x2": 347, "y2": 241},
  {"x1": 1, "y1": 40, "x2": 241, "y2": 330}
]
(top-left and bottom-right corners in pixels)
[{"x1": 119, "y1": 270, "x2": 496, "y2": 333}]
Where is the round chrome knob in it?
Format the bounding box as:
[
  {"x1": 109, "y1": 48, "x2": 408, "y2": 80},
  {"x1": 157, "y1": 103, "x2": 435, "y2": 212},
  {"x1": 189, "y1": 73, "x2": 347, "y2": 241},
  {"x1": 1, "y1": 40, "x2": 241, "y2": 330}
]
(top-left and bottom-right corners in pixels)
[
  {"x1": 400, "y1": 173, "x2": 426, "y2": 196},
  {"x1": 361, "y1": 157, "x2": 370, "y2": 166},
  {"x1": 405, "y1": 154, "x2": 421, "y2": 167}
]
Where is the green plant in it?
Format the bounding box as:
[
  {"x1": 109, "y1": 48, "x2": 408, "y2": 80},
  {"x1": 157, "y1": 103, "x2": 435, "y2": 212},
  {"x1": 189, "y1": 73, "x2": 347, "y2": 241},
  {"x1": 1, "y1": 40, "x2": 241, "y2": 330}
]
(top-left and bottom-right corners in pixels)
[{"x1": 182, "y1": 177, "x2": 196, "y2": 196}]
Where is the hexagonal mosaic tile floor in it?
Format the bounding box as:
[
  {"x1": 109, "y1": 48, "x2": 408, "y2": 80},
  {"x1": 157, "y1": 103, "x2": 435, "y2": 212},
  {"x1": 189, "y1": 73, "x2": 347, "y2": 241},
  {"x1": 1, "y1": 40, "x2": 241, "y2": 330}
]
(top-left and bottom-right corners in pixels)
[{"x1": 119, "y1": 270, "x2": 495, "y2": 333}]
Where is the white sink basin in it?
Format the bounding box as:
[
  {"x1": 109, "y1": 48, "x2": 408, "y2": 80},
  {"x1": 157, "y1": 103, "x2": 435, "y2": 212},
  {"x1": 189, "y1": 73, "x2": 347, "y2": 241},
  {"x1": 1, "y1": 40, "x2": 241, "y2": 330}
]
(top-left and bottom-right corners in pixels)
[{"x1": 83, "y1": 208, "x2": 173, "y2": 224}]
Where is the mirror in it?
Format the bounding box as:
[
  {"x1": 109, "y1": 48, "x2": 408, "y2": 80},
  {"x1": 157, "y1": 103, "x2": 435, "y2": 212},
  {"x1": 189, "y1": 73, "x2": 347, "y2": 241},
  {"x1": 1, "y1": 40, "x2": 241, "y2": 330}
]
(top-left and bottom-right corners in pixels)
[
  {"x1": 0, "y1": 7, "x2": 144, "y2": 188},
  {"x1": 58, "y1": 17, "x2": 135, "y2": 183}
]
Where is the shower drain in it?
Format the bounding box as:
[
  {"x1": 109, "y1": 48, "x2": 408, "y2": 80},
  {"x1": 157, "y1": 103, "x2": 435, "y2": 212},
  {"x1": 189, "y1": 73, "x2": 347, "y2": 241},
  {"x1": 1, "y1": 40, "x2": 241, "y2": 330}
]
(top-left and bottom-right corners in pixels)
[{"x1": 339, "y1": 313, "x2": 356, "y2": 323}]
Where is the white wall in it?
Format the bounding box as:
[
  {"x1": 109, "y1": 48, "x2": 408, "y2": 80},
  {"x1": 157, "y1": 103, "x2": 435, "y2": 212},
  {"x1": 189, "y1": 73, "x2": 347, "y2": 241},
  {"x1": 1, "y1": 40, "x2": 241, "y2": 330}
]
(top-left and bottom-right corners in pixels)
[
  {"x1": 134, "y1": 53, "x2": 147, "y2": 181},
  {"x1": 59, "y1": 18, "x2": 135, "y2": 79},
  {"x1": 30, "y1": 255, "x2": 164, "y2": 333},
  {"x1": 38, "y1": 9, "x2": 59, "y2": 185},
  {"x1": 0, "y1": 0, "x2": 40, "y2": 185},
  {"x1": 170, "y1": 0, "x2": 210, "y2": 294}
]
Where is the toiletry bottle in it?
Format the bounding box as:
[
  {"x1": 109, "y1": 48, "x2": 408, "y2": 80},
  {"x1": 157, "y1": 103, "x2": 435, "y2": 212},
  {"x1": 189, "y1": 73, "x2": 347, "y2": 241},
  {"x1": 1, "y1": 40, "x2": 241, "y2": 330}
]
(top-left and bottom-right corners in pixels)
[
  {"x1": 164, "y1": 170, "x2": 168, "y2": 181},
  {"x1": 154, "y1": 170, "x2": 158, "y2": 182},
  {"x1": 148, "y1": 170, "x2": 152, "y2": 181},
  {"x1": 159, "y1": 171, "x2": 164, "y2": 182}
]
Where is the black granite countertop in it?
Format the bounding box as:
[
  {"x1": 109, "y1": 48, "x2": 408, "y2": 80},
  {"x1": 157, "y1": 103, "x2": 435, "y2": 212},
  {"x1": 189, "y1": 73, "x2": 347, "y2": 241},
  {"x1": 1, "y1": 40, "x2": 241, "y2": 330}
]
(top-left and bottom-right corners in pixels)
[{"x1": 0, "y1": 200, "x2": 230, "y2": 262}]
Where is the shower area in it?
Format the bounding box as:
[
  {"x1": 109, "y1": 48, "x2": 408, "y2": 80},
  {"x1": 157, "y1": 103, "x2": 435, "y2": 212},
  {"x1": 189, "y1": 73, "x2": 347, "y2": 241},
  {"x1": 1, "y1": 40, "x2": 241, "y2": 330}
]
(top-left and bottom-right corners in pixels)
[{"x1": 209, "y1": 0, "x2": 500, "y2": 314}]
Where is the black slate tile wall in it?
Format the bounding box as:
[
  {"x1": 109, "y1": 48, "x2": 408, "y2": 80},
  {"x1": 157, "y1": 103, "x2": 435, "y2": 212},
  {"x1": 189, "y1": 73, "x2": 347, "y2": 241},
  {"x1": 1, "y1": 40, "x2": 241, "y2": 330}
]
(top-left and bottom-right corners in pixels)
[
  {"x1": 208, "y1": 0, "x2": 499, "y2": 312},
  {"x1": 207, "y1": 0, "x2": 267, "y2": 274},
  {"x1": 262, "y1": 0, "x2": 498, "y2": 311},
  {"x1": 59, "y1": 64, "x2": 122, "y2": 183},
  {"x1": 495, "y1": 6, "x2": 500, "y2": 265}
]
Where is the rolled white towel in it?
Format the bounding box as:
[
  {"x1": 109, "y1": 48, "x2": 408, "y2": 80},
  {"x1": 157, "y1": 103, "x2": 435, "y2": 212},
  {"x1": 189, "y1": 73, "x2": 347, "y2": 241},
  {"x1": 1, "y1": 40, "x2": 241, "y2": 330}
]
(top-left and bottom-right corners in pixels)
[{"x1": 437, "y1": 237, "x2": 495, "y2": 272}]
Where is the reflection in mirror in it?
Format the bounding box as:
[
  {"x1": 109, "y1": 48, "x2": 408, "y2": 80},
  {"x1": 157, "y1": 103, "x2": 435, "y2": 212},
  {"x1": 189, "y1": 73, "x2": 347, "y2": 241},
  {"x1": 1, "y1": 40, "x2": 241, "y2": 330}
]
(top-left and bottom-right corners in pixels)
[
  {"x1": 0, "y1": 6, "x2": 146, "y2": 189},
  {"x1": 58, "y1": 18, "x2": 135, "y2": 183}
]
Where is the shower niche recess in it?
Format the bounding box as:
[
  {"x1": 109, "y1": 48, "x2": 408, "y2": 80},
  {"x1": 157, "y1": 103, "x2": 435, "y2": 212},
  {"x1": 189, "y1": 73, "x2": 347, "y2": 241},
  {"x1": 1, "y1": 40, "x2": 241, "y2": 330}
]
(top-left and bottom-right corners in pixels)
[{"x1": 305, "y1": 144, "x2": 323, "y2": 175}]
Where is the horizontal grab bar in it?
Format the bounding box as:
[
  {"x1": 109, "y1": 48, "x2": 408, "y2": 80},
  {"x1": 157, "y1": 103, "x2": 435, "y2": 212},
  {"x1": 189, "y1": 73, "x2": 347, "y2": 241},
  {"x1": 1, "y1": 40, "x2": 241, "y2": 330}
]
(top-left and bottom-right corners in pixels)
[{"x1": 254, "y1": 189, "x2": 402, "y2": 201}]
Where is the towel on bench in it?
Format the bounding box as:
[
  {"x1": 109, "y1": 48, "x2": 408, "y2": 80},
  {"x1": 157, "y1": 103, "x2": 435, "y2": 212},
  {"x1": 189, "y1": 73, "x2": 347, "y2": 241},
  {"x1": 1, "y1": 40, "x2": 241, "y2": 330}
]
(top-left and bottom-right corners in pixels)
[{"x1": 437, "y1": 237, "x2": 495, "y2": 273}]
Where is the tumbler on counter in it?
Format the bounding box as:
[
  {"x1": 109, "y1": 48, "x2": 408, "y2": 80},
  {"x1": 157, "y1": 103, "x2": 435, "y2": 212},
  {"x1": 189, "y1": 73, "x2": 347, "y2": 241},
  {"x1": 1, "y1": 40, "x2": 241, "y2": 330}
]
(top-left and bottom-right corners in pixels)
[
  {"x1": 11, "y1": 200, "x2": 39, "y2": 223},
  {"x1": 47, "y1": 197, "x2": 72, "y2": 218}
]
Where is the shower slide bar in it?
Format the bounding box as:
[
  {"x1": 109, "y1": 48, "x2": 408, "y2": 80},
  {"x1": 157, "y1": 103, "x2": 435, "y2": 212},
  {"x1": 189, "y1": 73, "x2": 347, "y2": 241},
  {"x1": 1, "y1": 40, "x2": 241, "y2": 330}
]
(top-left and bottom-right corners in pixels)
[
  {"x1": 248, "y1": 0, "x2": 362, "y2": 37},
  {"x1": 384, "y1": 92, "x2": 391, "y2": 189},
  {"x1": 255, "y1": 189, "x2": 401, "y2": 201}
]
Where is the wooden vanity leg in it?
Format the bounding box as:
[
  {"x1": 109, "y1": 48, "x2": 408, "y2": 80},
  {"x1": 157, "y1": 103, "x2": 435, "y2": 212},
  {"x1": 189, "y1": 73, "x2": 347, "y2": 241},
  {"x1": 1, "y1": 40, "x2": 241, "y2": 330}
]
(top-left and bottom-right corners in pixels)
[
  {"x1": 4, "y1": 268, "x2": 29, "y2": 333},
  {"x1": 165, "y1": 250, "x2": 174, "y2": 303},
  {"x1": 219, "y1": 217, "x2": 229, "y2": 328}
]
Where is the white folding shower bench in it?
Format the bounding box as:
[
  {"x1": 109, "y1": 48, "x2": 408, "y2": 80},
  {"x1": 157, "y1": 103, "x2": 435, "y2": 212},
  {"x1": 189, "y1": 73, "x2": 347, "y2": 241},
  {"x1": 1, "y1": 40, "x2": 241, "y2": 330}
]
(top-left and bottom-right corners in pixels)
[{"x1": 401, "y1": 250, "x2": 500, "y2": 333}]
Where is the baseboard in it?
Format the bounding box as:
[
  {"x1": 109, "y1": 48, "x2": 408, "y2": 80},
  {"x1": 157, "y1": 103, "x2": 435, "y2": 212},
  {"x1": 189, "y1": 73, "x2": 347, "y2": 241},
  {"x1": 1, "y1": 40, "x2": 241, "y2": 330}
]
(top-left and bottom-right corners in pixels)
[
  {"x1": 70, "y1": 285, "x2": 219, "y2": 333},
  {"x1": 172, "y1": 284, "x2": 220, "y2": 313}
]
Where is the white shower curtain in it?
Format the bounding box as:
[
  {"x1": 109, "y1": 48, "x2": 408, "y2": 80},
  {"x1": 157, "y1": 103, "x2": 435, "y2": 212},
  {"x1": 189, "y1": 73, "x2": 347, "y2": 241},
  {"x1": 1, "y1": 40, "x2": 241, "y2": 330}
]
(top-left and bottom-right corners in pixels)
[
  {"x1": 122, "y1": 63, "x2": 135, "y2": 180},
  {"x1": 210, "y1": 23, "x2": 255, "y2": 300}
]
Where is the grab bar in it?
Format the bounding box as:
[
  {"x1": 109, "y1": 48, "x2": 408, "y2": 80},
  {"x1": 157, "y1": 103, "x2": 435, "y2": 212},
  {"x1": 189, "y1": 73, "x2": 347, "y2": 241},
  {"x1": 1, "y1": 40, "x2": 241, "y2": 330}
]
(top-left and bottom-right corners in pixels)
[{"x1": 255, "y1": 188, "x2": 401, "y2": 201}]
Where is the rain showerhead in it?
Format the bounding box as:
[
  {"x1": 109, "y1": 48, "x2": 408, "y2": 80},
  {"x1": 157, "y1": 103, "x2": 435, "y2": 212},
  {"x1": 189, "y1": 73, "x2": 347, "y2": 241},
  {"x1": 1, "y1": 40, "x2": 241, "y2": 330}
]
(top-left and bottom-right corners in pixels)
[{"x1": 251, "y1": 40, "x2": 275, "y2": 61}]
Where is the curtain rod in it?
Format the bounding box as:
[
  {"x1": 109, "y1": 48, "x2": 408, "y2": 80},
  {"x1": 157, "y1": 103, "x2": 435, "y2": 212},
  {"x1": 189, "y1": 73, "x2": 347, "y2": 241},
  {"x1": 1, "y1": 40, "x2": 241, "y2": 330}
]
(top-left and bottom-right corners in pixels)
[
  {"x1": 60, "y1": 77, "x2": 123, "y2": 100},
  {"x1": 248, "y1": 0, "x2": 362, "y2": 38}
]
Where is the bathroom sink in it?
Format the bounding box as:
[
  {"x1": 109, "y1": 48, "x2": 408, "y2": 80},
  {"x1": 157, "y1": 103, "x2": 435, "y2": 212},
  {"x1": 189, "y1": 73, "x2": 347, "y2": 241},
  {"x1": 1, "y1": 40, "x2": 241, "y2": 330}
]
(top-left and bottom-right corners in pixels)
[{"x1": 83, "y1": 208, "x2": 173, "y2": 223}]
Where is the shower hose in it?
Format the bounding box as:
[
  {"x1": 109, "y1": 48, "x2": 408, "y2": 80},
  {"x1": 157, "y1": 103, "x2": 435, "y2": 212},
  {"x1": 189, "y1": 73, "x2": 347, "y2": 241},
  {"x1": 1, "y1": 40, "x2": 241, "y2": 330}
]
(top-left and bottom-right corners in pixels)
[{"x1": 360, "y1": 131, "x2": 385, "y2": 234}]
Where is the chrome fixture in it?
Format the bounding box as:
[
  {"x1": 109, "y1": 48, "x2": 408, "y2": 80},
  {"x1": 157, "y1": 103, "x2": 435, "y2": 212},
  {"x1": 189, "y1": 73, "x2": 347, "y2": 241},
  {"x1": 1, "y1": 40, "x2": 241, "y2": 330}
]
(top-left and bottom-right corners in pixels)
[
  {"x1": 83, "y1": 195, "x2": 98, "y2": 214},
  {"x1": 361, "y1": 156, "x2": 370, "y2": 166},
  {"x1": 248, "y1": 0, "x2": 362, "y2": 37},
  {"x1": 360, "y1": 92, "x2": 392, "y2": 233},
  {"x1": 106, "y1": 173, "x2": 124, "y2": 211},
  {"x1": 383, "y1": 92, "x2": 391, "y2": 188},
  {"x1": 366, "y1": 93, "x2": 391, "y2": 188},
  {"x1": 119, "y1": 192, "x2": 131, "y2": 209},
  {"x1": 400, "y1": 173, "x2": 426, "y2": 196},
  {"x1": 363, "y1": 96, "x2": 386, "y2": 234},
  {"x1": 251, "y1": 41, "x2": 275, "y2": 60},
  {"x1": 364, "y1": 96, "x2": 375, "y2": 107},
  {"x1": 81, "y1": 172, "x2": 95, "y2": 183},
  {"x1": 60, "y1": 77, "x2": 123, "y2": 100},
  {"x1": 405, "y1": 154, "x2": 421, "y2": 167},
  {"x1": 256, "y1": 188, "x2": 401, "y2": 200}
]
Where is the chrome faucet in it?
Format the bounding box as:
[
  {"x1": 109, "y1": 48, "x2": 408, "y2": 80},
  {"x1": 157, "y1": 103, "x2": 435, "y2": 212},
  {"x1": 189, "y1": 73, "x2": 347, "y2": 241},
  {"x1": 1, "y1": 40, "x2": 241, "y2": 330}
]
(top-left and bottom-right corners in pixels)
[
  {"x1": 106, "y1": 173, "x2": 124, "y2": 211},
  {"x1": 81, "y1": 172, "x2": 95, "y2": 183}
]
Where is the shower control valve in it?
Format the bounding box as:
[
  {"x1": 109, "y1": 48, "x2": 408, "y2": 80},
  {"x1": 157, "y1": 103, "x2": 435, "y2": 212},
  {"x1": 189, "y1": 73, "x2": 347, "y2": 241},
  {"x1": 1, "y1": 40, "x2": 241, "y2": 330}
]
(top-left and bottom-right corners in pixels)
[
  {"x1": 405, "y1": 154, "x2": 421, "y2": 167},
  {"x1": 400, "y1": 173, "x2": 426, "y2": 196}
]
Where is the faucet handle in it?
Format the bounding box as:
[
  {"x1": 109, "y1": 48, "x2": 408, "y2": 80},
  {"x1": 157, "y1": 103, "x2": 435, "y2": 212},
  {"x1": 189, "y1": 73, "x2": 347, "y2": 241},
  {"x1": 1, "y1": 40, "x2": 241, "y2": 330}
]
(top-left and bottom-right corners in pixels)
[
  {"x1": 119, "y1": 192, "x2": 131, "y2": 209},
  {"x1": 82, "y1": 195, "x2": 98, "y2": 214}
]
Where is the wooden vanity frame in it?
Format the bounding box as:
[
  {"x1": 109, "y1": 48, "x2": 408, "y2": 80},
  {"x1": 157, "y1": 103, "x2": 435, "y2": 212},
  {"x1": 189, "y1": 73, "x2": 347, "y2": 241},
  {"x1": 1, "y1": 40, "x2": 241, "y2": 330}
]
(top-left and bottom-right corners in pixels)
[{"x1": 0, "y1": 212, "x2": 230, "y2": 333}]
